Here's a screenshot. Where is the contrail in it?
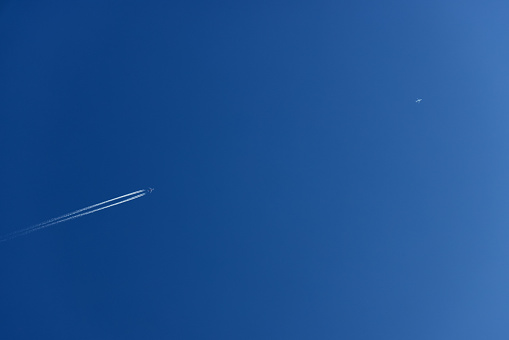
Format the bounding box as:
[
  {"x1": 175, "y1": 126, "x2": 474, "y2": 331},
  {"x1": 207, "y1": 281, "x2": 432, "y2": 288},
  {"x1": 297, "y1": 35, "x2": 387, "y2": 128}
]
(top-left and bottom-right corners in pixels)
[
  {"x1": 0, "y1": 190, "x2": 148, "y2": 242},
  {"x1": 26, "y1": 189, "x2": 146, "y2": 230},
  {"x1": 3, "y1": 193, "x2": 146, "y2": 240},
  {"x1": 1, "y1": 189, "x2": 145, "y2": 239}
]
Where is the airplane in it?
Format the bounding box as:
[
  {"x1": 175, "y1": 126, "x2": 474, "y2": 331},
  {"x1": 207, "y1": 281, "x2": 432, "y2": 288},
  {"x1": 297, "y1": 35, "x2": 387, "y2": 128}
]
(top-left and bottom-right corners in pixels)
[
  {"x1": 416, "y1": 98, "x2": 422, "y2": 103},
  {"x1": 147, "y1": 188, "x2": 154, "y2": 193}
]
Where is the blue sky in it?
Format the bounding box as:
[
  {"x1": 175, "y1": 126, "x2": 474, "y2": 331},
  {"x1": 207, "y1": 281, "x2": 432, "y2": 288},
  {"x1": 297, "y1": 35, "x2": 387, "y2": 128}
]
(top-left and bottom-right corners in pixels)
[{"x1": 2, "y1": 1, "x2": 509, "y2": 339}]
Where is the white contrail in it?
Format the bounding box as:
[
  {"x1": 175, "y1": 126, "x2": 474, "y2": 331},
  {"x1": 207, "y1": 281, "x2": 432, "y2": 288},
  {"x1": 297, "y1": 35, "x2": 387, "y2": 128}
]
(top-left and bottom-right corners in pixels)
[
  {"x1": 26, "y1": 189, "x2": 146, "y2": 230},
  {"x1": 0, "y1": 189, "x2": 145, "y2": 240},
  {"x1": 3, "y1": 193, "x2": 146, "y2": 240},
  {"x1": 0, "y1": 190, "x2": 147, "y2": 242}
]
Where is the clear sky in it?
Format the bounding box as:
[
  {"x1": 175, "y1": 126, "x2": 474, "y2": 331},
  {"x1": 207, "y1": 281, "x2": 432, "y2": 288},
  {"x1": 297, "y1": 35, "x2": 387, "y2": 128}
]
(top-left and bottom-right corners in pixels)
[{"x1": 1, "y1": 1, "x2": 509, "y2": 339}]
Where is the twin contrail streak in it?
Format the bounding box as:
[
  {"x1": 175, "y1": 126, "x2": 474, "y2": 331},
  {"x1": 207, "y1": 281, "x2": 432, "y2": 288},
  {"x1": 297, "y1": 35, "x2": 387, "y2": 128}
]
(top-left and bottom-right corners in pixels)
[{"x1": 0, "y1": 190, "x2": 148, "y2": 242}]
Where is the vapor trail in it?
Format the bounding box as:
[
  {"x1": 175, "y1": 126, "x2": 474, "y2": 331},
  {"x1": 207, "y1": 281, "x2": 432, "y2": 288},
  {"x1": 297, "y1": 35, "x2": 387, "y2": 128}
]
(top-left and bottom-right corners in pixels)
[
  {"x1": 0, "y1": 190, "x2": 147, "y2": 242},
  {"x1": 28, "y1": 189, "x2": 146, "y2": 230},
  {"x1": 1, "y1": 189, "x2": 145, "y2": 240}
]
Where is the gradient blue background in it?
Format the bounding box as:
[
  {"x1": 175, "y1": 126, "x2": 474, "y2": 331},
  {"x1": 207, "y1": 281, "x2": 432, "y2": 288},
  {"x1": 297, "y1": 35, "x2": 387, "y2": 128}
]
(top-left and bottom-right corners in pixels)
[{"x1": 2, "y1": 1, "x2": 509, "y2": 339}]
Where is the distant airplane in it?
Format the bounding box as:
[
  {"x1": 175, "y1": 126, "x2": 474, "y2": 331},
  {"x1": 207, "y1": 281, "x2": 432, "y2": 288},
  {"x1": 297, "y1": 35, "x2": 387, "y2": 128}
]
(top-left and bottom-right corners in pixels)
[
  {"x1": 147, "y1": 188, "x2": 154, "y2": 193},
  {"x1": 416, "y1": 98, "x2": 422, "y2": 103}
]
